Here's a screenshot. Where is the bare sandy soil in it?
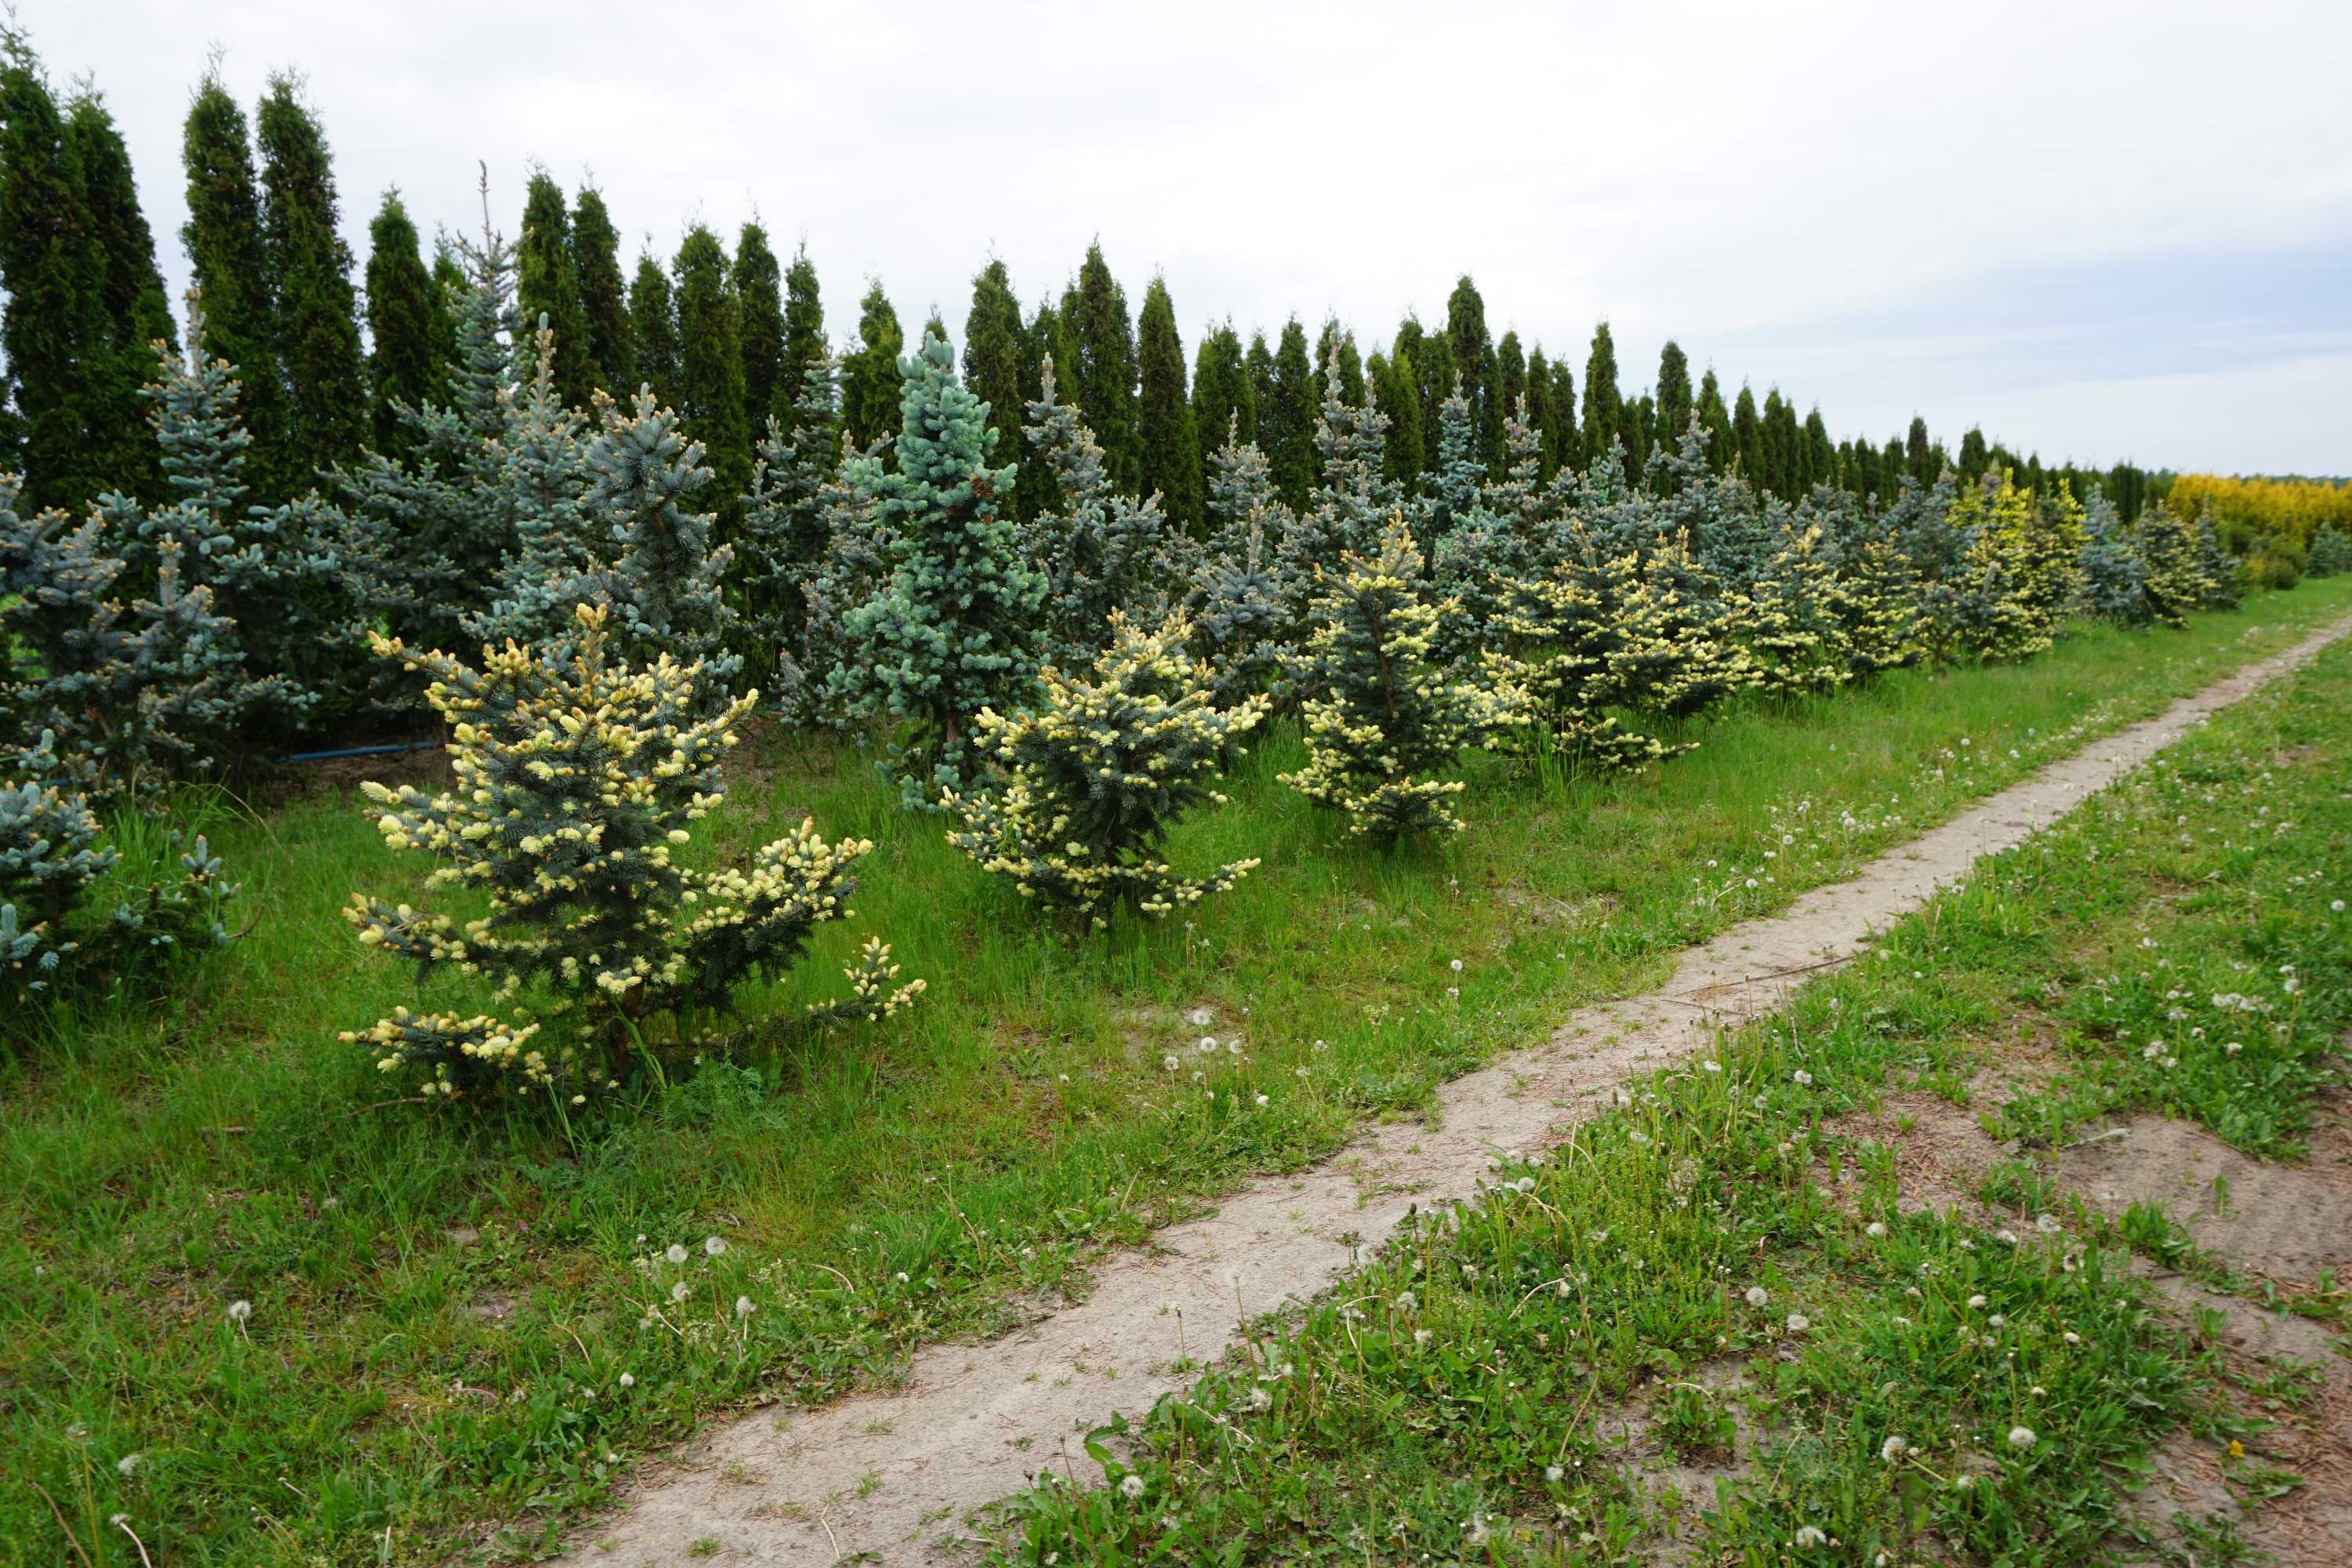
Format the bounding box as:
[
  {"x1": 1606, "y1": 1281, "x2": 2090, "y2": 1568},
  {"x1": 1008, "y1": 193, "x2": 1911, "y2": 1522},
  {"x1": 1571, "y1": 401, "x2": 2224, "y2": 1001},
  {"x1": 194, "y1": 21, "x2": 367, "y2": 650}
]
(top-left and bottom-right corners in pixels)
[{"x1": 572, "y1": 615, "x2": 2352, "y2": 1566}]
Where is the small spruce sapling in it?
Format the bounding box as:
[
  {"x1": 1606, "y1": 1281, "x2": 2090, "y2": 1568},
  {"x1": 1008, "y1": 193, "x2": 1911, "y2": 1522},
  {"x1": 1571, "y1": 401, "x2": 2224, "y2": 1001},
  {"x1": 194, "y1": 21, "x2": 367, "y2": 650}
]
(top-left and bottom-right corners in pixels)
[
  {"x1": 2305, "y1": 522, "x2": 2350, "y2": 578},
  {"x1": 945, "y1": 612, "x2": 1268, "y2": 926},
  {"x1": 2, "y1": 731, "x2": 238, "y2": 1011},
  {"x1": 829, "y1": 332, "x2": 1047, "y2": 806},
  {"x1": 1281, "y1": 513, "x2": 1527, "y2": 840},
  {"x1": 342, "y1": 603, "x2": 920, "y2": 1104}
]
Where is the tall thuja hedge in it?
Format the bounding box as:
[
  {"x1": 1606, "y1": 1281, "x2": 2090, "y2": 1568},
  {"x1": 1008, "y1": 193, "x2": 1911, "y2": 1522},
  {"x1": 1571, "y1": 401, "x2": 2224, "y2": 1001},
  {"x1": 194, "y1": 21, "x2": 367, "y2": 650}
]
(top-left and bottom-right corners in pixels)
[
  {"x1": 0, "y1": 37, "x2": 158, "y2": 514},
  {"x1": 1191, "y1": 322, "x2": 1254, "y2": 511},
  {"x1": 1136, "y1": 275, "x2": 1201, "y2": 531},
  {"x1": 842, "y1": 280, "x2": 905, "y2": 455},
  {"x1": 65, "y1": 86, "x2": 176, "y2": 506},
  {"x1": 628, "y1": 252, "x2": 681, "y2": 413},
  {"x1": 673, "y1": 226, "x2": 751, "y2": 527},
  {"x1": 962, "y1": 258, "x2": 1025, "y2": 519},
  {"x1": 183, "y1": 71, "x2": 291, "y2": 503},
  {"x1": 515, "y1": 171, "x2": 593, "y2": 410},
  {"x1": 364, "y1": 191, "x2": 448, "y2": 455},
  {"x1": 1018, "y1": 361, "x2": 1188, "y2": 668},
  {"x1": 1061, "y1": 243, "x2": 1141, "y2": 492},
  {"x1": 830, "y1": 332, "x2": 1045, "y2": 804},
  {"x1": 734, "y1": 220, "x2": 786, "y2": 444},
  {"x1": 570, "y1": 187, "x2": 632, "y2": 394},
  {"x1": 257, "y1": 73, "x2": 367, "y2": 487},
  {"x1": 1264, "y1": 319, "x2": 1316, "y2": 510}
]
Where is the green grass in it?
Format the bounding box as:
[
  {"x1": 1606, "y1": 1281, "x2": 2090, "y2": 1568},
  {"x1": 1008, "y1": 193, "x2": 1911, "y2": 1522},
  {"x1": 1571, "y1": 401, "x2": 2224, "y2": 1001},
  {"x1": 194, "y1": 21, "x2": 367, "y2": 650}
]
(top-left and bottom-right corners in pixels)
[
  {"x1": 4, "y1": 578, "x2": 2348, "y2": 1566},
  {"x1": 982, "y1": 615, "x2": 2352, "y2": 1566}
]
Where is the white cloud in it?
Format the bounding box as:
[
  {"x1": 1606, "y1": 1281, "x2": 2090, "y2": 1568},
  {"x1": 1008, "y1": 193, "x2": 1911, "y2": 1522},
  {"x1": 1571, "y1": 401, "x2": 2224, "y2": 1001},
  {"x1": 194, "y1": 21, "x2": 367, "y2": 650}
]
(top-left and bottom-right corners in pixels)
[{"x1": 25, "y1": 0, "x2": 2352, "y2": 471}]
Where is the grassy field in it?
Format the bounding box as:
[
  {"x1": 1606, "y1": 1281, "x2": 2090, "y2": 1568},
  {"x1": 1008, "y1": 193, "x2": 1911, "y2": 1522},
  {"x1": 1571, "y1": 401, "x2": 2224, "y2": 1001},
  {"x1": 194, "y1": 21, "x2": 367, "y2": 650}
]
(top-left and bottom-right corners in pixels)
[
  {"x1": 984, "y1": 625, "x2": 2352, "y2": 1565},
  {"x1": 6, "y1": 577, "x2": 2349, "y2": 1566}
]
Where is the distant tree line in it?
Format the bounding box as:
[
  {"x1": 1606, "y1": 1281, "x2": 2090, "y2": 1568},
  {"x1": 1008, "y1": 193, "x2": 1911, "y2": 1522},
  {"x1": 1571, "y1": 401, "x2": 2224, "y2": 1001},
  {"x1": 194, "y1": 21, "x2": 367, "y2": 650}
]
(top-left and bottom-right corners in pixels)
[{"x1": 0, "y1": 29, "x2": 2173, "y2": 546}]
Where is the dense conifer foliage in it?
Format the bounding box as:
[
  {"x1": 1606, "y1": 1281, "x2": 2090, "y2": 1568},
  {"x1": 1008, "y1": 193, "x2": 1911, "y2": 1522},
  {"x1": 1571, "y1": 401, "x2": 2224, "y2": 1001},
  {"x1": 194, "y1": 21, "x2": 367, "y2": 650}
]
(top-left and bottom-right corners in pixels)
[{"x1": 343, "y1": 602, "x2": 918, "y2": 1103}]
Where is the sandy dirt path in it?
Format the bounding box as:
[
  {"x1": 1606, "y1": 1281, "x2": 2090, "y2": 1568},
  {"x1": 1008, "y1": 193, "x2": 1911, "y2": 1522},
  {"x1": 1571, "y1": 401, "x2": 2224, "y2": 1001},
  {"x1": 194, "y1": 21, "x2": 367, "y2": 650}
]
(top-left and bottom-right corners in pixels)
[{"x1": 576, "y1": 614, "x2": 2352, "y2": 1566}]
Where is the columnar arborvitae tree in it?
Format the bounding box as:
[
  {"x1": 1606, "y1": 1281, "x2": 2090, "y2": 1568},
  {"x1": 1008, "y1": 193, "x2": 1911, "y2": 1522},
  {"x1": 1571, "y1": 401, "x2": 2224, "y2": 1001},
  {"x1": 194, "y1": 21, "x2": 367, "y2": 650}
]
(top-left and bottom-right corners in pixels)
[
  {"x1": 1802, "y1": 408, "x2": 1834, "y2": 489},
  {"x1": 779, "y1": 245, "x2": 826, "y2": 416},
  {"x1": 1541, "y1": 354, "x2": 1579, "y2": 478},
  {"x1": 363, "y1": 191, "x2": 444, "y2": 454},
  {"x1": 1282, "y1": 513, "x2": 1526, "y2": 840},
  {"x1": 672, "y1": 226, "x2": 751, "y2": 524},
  {"x1": 1694, "y1": 369, "x2": 1730, "y2": 476},
  {"x1": 569, "y1": 186, "x2": 632, "y2": 394},
  {"x1": 343, "y1": 602, "x2": 917, "y2": 1104},
  {"x1": 1135, "y1": 275, "x2": 1201, "y2": 531},
  {"x1": 1523, "y1": 346, "x2": 1553, "y2": 469},
  {"x1": 1403, "y1": 320, "x2": 1457, "y2": 474},
  {"x1": 255, "y1": 72, "x2": 366, "y2": 487},
  {"x1": 1061, "y1": 242, "x2": 1141, "y2": 492},
  {"x1": 1494, "y1": 332, "x2": 1526, "y2": 447},
  {"x1": 1191, "y1": 322, "x2": 1254, "y2": 498},
  {"x1": 64, "y1": 87, "x2": 175, "y2": 504},
  {"x1": 1654, "y1": 342, "x2": 1693, "y2": 460},
  {"x1": 628, "y1": 252, "x2": 681, "y2": 411},
  {"x1": 1582, "y1": 321, "x2": 1624, "y2": 467},
  {"x1": 1731, "y1": 385, "x2": 1763, "y2": 483},
  {"x1": 0, "y1": 38, "x2": 122, "y2": 513},
  {"x1": 734, "y1": 220, "x2": 785, "y2": 442},
  {"x1": 1368, "y1": 348, "x2": 1425, "y2": 489},
  {"x1": 841, "y1": 279, "x2": 904, "y2": 455},
  {"x1": 831, "y1": 332, "x2": 1046, "y2": 804},
  {"x1": 1906, "y1": 416, "x2": 1934, "y2": 483},
  {"x1": 1444, "y1": 275, "x2": 1495, "y2": 467},
  {"x1": 962, "y1": 257, "x2": 1025, "y2": 514},
  {"x1": 1019, "y1": 361, "x2": 1188, "y2": 666},
  {"x1": 1265, "y1": 318, "x2": 1316, "y2": 511},
  {"x1": 1762, "y1": 390, "x2": 1802, "y2": 499},
  {"x1": 946, "y1": 611, "x2": 1268, "y2": 926},
  {"x1": 1313, "y1": 318, "x2": 1367, "y2": 409},
  {"x1": 514, "y1": 170, "x2": 592, "y2": 410}
]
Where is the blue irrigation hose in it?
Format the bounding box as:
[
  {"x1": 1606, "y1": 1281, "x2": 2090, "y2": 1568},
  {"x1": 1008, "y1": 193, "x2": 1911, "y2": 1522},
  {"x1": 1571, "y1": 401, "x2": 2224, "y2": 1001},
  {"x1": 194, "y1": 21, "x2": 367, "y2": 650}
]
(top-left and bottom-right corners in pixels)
[{"x1": 276, "y1": 740, "x2": 446, "y2": 764}]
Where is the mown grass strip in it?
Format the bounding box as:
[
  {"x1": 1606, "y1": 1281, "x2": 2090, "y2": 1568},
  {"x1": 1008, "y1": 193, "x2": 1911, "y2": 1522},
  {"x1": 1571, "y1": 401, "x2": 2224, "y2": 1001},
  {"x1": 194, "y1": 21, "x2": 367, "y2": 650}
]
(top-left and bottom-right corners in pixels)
[{"x1": 982, "y1": 632, "x2": 2351, "y2": 1565}]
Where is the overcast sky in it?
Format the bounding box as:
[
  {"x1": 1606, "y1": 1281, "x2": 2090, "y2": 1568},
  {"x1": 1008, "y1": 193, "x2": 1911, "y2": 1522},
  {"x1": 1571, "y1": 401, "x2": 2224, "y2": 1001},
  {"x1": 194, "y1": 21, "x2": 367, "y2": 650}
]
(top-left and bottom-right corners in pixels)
[{"x1": 25, "y1": 0, "x2": 2352, "y2": 475}]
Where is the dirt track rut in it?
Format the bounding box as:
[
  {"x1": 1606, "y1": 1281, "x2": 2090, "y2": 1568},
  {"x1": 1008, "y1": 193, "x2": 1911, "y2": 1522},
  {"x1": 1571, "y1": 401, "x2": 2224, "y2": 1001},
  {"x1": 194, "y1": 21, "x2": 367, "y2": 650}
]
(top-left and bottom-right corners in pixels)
[{"x1": 578, "y1": 615, "x2": 2352, "y2": 1565}]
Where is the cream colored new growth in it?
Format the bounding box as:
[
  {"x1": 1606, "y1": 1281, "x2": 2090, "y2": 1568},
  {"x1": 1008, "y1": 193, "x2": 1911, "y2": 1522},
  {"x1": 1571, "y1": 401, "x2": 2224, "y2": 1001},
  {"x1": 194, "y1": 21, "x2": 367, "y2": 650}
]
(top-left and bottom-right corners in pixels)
[{"x1": 577, "y1": 615, "x2": 2352, "y2": 1566}]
